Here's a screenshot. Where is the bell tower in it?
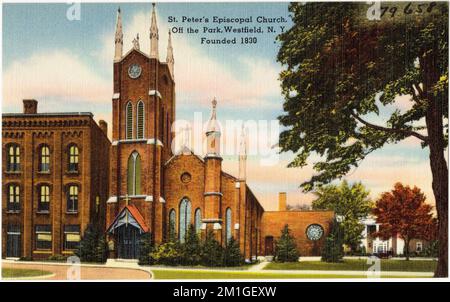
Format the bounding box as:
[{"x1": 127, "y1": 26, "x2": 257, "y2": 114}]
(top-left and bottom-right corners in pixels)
[
  {"x1": 107, "y1": 3, "x2": 176, "y2": 250},
  {"x1": 203, "y1": 98, "x2": 223, "y2": 239}
]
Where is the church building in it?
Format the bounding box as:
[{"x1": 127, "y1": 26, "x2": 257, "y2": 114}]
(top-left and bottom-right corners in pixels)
[{"x1": 2, "y1": 4, "x2": 334, "y2": 262}]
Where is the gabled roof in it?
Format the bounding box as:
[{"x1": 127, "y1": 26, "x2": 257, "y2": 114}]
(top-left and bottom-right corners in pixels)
[
  {"x1": 106, "y1": 204, "x2": 149, "y2": 233},
  {"x1": 164, "y1": 147, "x2": 205, "y2": 167}
]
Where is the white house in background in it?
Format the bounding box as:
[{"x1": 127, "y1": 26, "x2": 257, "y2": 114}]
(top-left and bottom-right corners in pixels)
[{"x1": 360, "y1": 216, "x2": 405, "y2": 255}]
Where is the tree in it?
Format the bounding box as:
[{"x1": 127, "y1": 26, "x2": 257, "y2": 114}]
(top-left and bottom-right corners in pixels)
[
  {"x1": 181, "y1": 225, "x2": 202, "y2": 266},
  {"x1": 75, "y1": 224, "x2": 107, "y2": 263},
  {"x1": 138, "y1": 232, "x2": 154, "y2": 265},
  {"x1": 373, "y1": 183, "x2": 438, "y2": 260},
  {"x1": 312, "y1": 180, "x2": 372, "y2": 250},
  {"x1": 200, "y1": 230, "x2": 224, "y2": 267},
  {"x1": 223, "y1": 237, "x2": 243, "y2": 267},
  {"x1": 321, "y1": 218, "x2": 344, "y2": 262},
  {"x1": 278, "y1": 2, "x2": 448, "y2": 276},
  {"x1": 274, "y1": 224, "x2": 299, "y2": 262}
]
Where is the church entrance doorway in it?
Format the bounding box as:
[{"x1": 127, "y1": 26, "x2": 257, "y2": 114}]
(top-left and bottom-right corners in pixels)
[{"x1": 117, "y1": 224, "x2": 140, "y2": 259}]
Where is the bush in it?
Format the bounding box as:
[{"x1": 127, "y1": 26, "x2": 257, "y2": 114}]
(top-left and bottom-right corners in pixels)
[
  {"x1": 417, "y1": 240, "x2": 438, "y2": 258},
  {"x1": 75, "y1": 224, "x2": 107, "y2": 263},
  {"x1": 47, "y1": 254, "x2": 68, "y2": 262},
  {"x1": 180, "y1": 225, "x2": 202, "y2": 266},
  {"x1": 274, "y1": 224, "x2": 299, "y2": 262},
  {"x1": 149, "y1": 241, "x2": 182, "y2": 266},
  {"x1": 223, "y1": 237, "x2": 243, "y2": 266},
  {"x1": 201, "y1": 230, "x2": 224, "y2": 267},
  {"x1": 321, "y1": 218, "x2": 344, "y2": 263},
  {"x1": 138, "y1": 233, "x2": 154, "y2": 265}
]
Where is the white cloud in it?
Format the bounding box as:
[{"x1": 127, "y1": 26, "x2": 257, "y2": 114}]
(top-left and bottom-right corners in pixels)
[{"x1": 3, "y1": 50, "x2": 111, "y2": 109}]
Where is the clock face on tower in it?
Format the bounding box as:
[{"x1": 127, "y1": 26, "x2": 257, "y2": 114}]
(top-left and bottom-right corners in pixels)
[
  {"x1": 306, "y1": 224, "x2": 324, "y2": 241},
  {"x1": 128, "y1": 63, "x2": 142, "y2": 79}
]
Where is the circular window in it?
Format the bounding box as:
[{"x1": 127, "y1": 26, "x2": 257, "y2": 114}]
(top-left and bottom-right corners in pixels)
[
  {"x1": 180, "y1": 172, "x2": 192, "y2": 184},
  {"x1": 306, "y1": 224, "x2": 324, "y2": 241}
]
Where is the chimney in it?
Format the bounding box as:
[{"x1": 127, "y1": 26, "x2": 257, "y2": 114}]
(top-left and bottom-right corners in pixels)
[
  {"x1": 278, "y1": 192, "x2": 287, "y2": 211},
  {"x1": 99, "y1": 120, "x2": 108, "y2": 136},
  {"x1": 23, "y1": 99, "x2": 38, "y2": 114}
]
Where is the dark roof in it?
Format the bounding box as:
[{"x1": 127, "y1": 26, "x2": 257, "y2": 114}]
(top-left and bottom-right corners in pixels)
[{"x1": 2, "y1": 112, "x2": 93, "y2": 118}]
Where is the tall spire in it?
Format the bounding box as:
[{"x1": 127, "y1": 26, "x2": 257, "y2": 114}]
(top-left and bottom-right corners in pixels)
[
  {"x1": 206, "y1": 98, "x2": 221, "y2": 156},
  {"x1": 166, "y1": 30, "x2": 174, "y2": 77},
  {"x1": 114, "y1": 7, "x2": 123, "y2": 62},
  {"x1": 238, "y1": 124, "x2": 247, "y2": 181},
  {"x1": 150, "y1": 3, "x2": 159, "y2": 59}
]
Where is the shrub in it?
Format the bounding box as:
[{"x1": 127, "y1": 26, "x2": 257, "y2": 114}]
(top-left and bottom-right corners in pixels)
[
  {"x1": 321, "y1": 218, "x2": 344, "y2": 263},
  {"x1": 180, "y1": 225, "x2": 202, "y2": 266},
  {"x1": 223, "y1": 237, "x2": 243, "y2": 266},
  {"x1": 201, "y1": 230, "x2": 224, "y2": 267},
  {"x1": 75, "y1": 224, "x2": 107, "y2": 263},
  {"x1": 47, "y1": 254, "x2": 68, "y2": 262},
  {"x1": 149, "y1": 241, "x2": 182, "y2": 266},
  {"x1": 274, "y1": 224, "x2": 299, "y2": 262},
  {"x1": 138, "y1": 232, "x2": 154, "y2": 265}
]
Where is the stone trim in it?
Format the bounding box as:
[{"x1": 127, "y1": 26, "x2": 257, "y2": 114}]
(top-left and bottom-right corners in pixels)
[
  {"x1": 112, "y1": 93, "x2": 120, "y2": 99},
  {"x1": 148, "y1": 90, "x2": 162, "y2": 99},
  {"x1": 213, "y1": 223, "x2": 222, "y2": 230},
  {"x1": 235, "y1": 182, "x2": 241, "y2": 189},
  {"x1": 234, "y1": 223, "x2": 240, "y2": 230},
  {"x1": 204, "y1": 192, "x2": 223, "y2": 197},
  {"x1": 145, "y1": 195, "x2": 153, "y2": 202},
  {"x1": 107, "y1": 196, "x2": 118, "y2": 203},
  {"x1": 159, "y1": 196, "x2": 166, "y2": 203},
  {"x1": 110, "y1": 138, "x2": 163, "y2": 146}
]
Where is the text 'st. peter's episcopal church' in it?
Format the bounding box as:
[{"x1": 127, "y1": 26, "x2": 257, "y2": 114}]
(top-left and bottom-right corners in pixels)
[{"x1": 2, "y1": 5, "x2": 334, "y2": 261}]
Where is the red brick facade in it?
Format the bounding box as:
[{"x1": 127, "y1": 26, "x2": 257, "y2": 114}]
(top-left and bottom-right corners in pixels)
[{"x1": 2, "y1": 103, "x2": 110, "y2": 259}]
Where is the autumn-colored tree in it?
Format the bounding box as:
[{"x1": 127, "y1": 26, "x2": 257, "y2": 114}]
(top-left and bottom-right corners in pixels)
[{"x1": 373, "y1": 183, "x2": 437, "y2": 260}]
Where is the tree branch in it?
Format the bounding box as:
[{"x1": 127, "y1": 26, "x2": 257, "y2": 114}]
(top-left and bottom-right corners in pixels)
[{"x1": 351, "y1": 111, "x2": 429, "y2": 143}]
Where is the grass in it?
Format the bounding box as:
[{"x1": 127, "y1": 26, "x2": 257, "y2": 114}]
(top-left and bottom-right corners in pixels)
[
  {"x1": 2, "y1": 268, "x2": 52, "y2": 278},
  {"x1": 265, "y1": 259, "x2": 437, "y2": 272},
  {"x1": 150, "y1": 269, "x2": 430, "y2": 279}
]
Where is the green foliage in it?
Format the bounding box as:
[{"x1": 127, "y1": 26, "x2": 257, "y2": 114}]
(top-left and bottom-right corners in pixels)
[
  {"x1": 180, "y1": 225, "x2": 202, "y2": 265},
  {"x1": 138, "y1": 232, "x2": 154, "y2": 265},
  {"x1": 274, "y1": 225, "x2": 299, "y2": 262},
  {"x1": 417, "y1": 241, "x2": 439, "y2": 258},
  {"x1": 223, "y1": 237, "x2": 244, "y2": 266},
  {"x1": 75, "y1": 224, "x2": 107, "y2": 263},
  {"x1": 312, "y1": 180, "x2": 373, "y2": 249},
  {"x1": 149, "y1": 241, "x2": 182, "y2": 266},
  {"x1": 321, "y1": 219, "x2": 344, "y2": 263},
  {"x1": 47, "y1": 254, "x2": 68, "y2": 262},
  {"x1": 277, "y1": 2, "x2": 448, "y2": 191},
  {"x1": 201, "y1": 230, "x2": 225, "y2": 267}
]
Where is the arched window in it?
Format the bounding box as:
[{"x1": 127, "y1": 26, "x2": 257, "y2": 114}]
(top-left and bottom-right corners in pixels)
[
  {"x1": 40, "y1": 145, "x2": 50, "y2": 172},
  {"x1": 179, "y1": 198, "x2": 191, "y2": 243},
  {"x1": 225, "y1": 208, "x2": 232, "y2": 243},
  {"x1": 67, "y1": 185, "x2": 78, "y2": 213},
  {"x1": 126, "y1": 102, "x2": 133, "y2": 139},
  {"x1": 127, "y1": 152, "x2": 141, "y2": 195},
  {"x1": 195, "y1": 208, "x2": 202, "y2": 234},
  {"x1": 169, "y1": 209, "x2": 176, "y2": 240},
  {"x1": 68, "y1": 145, "x2": 79, "y2": 172},
  {"x1": 7, "y1": 144, "x2": 20, "y2": 172},
  {"x1": 7, "y1": 184, "x2": 20, "y2": 212},
  {"x1": 136, "y1": 101, "x2": 144, "y2": 139},
  {"x1": 38, "y1": 185, "x2": 50, "y2": 212}
]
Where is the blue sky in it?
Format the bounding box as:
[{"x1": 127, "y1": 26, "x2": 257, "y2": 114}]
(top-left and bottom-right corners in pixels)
[{"x1": 2, "y1": 2, "x2": 435, "y2": 210}]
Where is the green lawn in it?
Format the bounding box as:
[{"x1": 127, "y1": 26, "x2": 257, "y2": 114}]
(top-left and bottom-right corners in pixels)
[
  {"x1": 150, "y1": 269, "x2": 430, "y2": 279},
  {"x1": 265, "y1": 259, "x2": 437, "y2": 272},
  {"x1": 2, "y1": 268, "x2": 52, "y2": 278}
]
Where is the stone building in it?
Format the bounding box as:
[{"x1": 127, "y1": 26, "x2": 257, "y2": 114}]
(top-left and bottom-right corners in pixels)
[{"x1": 2, "y1": 4, "x2": 335, "y2": 261}]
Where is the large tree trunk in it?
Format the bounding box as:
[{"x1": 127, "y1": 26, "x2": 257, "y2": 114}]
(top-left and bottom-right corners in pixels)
[
  {"x1": 421, "y1": 50, "x2": 448, "y2": 278},
  {"x1": 405, "y1": 238, "x2": 410, "y2": 261}
]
